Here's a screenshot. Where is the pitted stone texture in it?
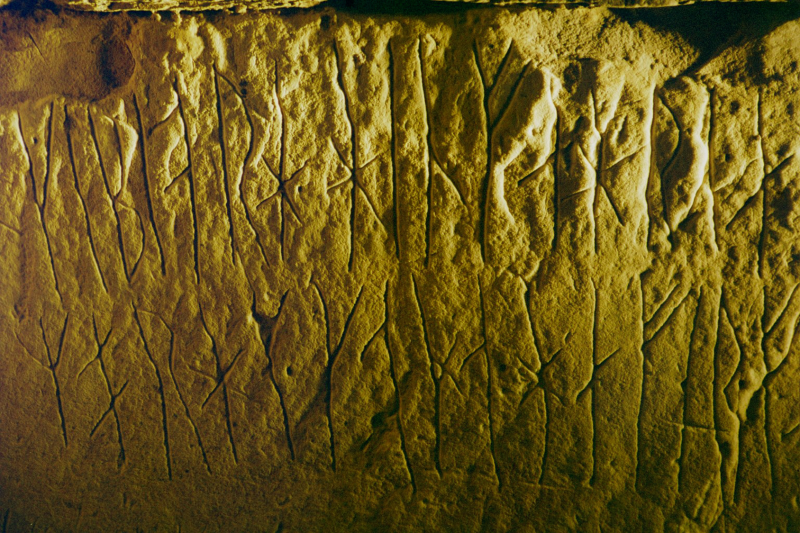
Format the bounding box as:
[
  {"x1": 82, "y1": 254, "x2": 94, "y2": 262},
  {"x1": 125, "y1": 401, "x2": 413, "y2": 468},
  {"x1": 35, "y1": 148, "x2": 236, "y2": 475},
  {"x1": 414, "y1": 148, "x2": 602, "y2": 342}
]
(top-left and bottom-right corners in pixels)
[
  {"x1": 54, "y1": 0, "x2": 321, "y2": 10},
  {"x1": 42, "y1": 0, "x2": 791, "y2": 11},
  {"x1": 1, "y1": 5, "x2": 800, "y2": 533}
]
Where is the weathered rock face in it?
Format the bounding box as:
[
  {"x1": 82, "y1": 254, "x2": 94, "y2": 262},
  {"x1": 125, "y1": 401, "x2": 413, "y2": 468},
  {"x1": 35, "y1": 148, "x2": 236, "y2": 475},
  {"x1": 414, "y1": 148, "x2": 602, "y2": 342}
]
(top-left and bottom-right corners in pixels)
[
  {"x1": 1, "y1": 3, "x2": 799, "y2": 532},
  {"x1": 53, "y1": 0, "x2": 322, "y2": 11},
  {"x1": 27, "y1": 0, "x2": 797, "y2": 12}
]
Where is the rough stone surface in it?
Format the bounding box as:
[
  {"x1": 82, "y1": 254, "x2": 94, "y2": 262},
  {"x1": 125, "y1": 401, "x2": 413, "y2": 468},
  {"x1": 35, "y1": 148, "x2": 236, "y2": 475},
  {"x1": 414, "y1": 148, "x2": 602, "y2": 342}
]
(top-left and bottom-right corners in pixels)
[
  {"x1": 52, "y1": 0, "x2": 322, "y2": 12},
  {"x1": 31, "y1": 0, "x2": 793, "y2": 12},
  {"x1": 1, "y1": 4, "x2": 800, "y2": 532},
  {"x1": 436, "y1": 0, "x2": 788, "y2": 5}
]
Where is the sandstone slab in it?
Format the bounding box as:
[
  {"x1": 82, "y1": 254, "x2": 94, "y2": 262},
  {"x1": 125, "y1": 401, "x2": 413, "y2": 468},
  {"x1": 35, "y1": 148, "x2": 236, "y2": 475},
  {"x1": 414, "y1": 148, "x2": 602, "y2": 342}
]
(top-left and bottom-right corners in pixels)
[{"x1": 0, "y1": 4, "x2": 799, "y2": 532}]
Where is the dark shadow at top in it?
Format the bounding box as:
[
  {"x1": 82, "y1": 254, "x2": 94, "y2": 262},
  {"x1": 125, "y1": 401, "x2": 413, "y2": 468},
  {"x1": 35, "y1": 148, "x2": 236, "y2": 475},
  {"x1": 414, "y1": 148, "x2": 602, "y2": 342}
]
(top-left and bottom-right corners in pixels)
[{"x1": 612, "y1": 2, "x2": 800, "y2": 75}]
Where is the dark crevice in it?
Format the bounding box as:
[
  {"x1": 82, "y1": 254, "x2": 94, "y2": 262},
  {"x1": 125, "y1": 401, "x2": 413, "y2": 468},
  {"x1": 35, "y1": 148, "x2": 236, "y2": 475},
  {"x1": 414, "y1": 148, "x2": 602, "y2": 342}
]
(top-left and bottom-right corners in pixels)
[{"x1": 612, "y1": 3, "x2": 800, "y2": 76}]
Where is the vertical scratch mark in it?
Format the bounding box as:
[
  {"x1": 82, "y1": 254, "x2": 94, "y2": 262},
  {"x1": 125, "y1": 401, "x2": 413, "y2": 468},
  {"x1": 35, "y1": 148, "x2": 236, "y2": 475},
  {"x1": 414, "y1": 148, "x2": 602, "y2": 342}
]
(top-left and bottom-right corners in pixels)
[
  {"x1": 757, "y1": 90, "x2": 767, "y2": 280},
  {"x1": 412, "y1": 273, "x2": 441, "y2": 476},
  {"x1": 174, "y1": 78, "x2": 200, "y2": 283},
  {"x1": 153, "y1": 312, "x2": 211, "y2": 474},
  {"x1": 473, "y1": 41, "x2": 492, "y2": 265},
  {"x1": 478, "y1": 277, "x2": 502, "y2": 490},
  {"x1": 332, "y1": 42, "x2": 359, "y2": 272},
  {"x1": 40, "y1": 315, "x2": 69, "y2": 447},
  {"x1": 216, "y1": 71, "x2": 270, "y2": 268},
  {"x1": 712, "y1": 292, "x2": 727, "y2": 516},
  {"x1": 86, "y1": 318, "x2": 126, "y2": 467},
  {"x1": 88, "y1": 108, "x2": 130, "y2": 284},
  {"x1": 313, "y1": 281, "x2": 364, "y2": 471},
  {"x1": 708, "y1": 89, "x2": 719, "y2": 250},
  {"x1": 592, "y1": 92, "x2": 603, "y2": 255},
  {"x1": 64, "y1": 105, "x2": 108, "y2": 294},
  {"x1": 645, "y1": 85, "x2": 657, "y2": 249},
  {"x1": 198, "y1": 306, "x2": 238, "y2": 464},
  {"x1": 472, "y1": 39, "x2": 524, "y2": 264},
  {"x1": 389, "y1": 40, "x2": 401, "y2": 262},
  {"x1": 18, "y1": 107, "x2": 62, "y2": 302},
  {"x1": 383, "y1": 283, "x2": 416, "y2": 492},
  {"x1": 635, "y1": 274, "x2": 646, "y2": 491},
  {"x1": 659, "y1": 94, "x2": 681, "y2": 240},
  {"x1": 760, "y1": 314, "x2": 800, "y2": 495},
  {"x1": 213, "y1": 66, "x2": 238, "y2": 266},
  {"x1": 553, "y1": 109, "x2": 561, "y2": 251},
  {"x1": 252, "y1": 290, "x2": 294, "y2": 460},
  {"x1": 765, "y1": 385, "x2": 776, "y2": 495},
  {"x1": 123, "y1": 204, "x2": 146, "y2": 278},
  {"x1": 539, "y1": 384, "x2": 551, "y2": 485},
  {"x1": 589, "y1": 279, "x2": 598, "y2": 486},
  {"x1": 678, "y1": 288, "x2": 702, "y2": 493},
  {"x1": 314, "y1": 281, "x2": 336, "y2": 470},
  {"x1": 132, "y1": 305, "x2": 172, "y2": 480},
  {"x1": 419, "y1": 39, "x2": 436, "y2": 268},
  {"x1": 16, "y1": 110, "x2": 38, "y2": 200},
  {"x1": 132, "y1": 94, "x2": 166, "y2": 276},
  {"x1": 273, "y1": 60, "x2": 290, "y2": 263}
]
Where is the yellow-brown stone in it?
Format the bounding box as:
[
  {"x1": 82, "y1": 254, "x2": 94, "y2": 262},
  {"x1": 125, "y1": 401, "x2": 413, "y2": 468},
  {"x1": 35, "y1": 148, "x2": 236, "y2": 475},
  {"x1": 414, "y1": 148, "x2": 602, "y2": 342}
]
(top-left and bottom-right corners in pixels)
[{"x1": 1, "y1": 3, "x2": 799, "y2": 531}]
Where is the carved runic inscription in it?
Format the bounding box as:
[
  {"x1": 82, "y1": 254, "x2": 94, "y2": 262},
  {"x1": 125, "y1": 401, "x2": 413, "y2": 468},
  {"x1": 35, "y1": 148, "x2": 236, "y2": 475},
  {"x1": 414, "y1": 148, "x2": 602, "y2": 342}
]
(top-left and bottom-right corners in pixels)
[{"x1": 1, "y1": 5, "x2": 799, "y2": 532}]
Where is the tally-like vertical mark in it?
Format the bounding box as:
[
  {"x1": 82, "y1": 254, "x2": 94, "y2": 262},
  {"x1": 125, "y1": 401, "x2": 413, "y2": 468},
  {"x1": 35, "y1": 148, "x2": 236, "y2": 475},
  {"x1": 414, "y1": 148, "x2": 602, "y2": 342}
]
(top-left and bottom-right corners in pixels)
[
  {"x1": 760, "y1": 310, "x2": 800, "y2": 494},
  {"x1": 174, "y1": 78, "x2": 201, "y2": 283},
  {"x1": 383, "y1": 282, "x2": 416, "y2": 492},
  {"x1": 678, "y1": 288, "x2": 702, "y2": 493},
  {"x1": 332, "y1": 41, "x2": 359, "y2": 272},
  {"x1": 146, "y1": 310, "x2": 211, "y2": 474},
  {"x1": 132, "y1": 94, "x2": 166, "y2": 275},
  {"x1": 757, "y1": 89, "x2": 767, "y2": 280},
  {"x1": 198, "y1": 305, "x2": 239, "y2": 464},
  {"x1": 215, "y1": 71, "x2": 270, "y2": 267},
  {"x1": 64, "y1": 105, "x2": 108, "y2": 294},
  {"x1": 707, "y1": 88, "x2": 719, "y2": 250},
  {"x1": 132, "y1": 304, "x2": 172, "y2": 480},
  {"x1": 328, "y1": 46, "x2": 388, "y2": 271},
  {"x1": 587, "y1": 91, "x2": 626, "y2": 243},
  {"x1": 258, "y1": 60, "x2": 307, "y2": 263},
  {"x1": 658, "y1": 93, "x2": 681, "y2": 242},
  {"x1": 213, "y1": 65, "x2": 238, "y2": 266},
  {"x1": 39, "y1": 315, "x2": 69, "y2": 447},
  {"x1": 389, "y1": 40, "x2": 401, "y2": 262},
  {"x1": 251, "y1": 290, "x2": 295, "y2": 460},
  {"x1": 411, "y1": 273, "x2": 441, "y2": 476},
  {"x1": 419, "y1": 39, "x2": 435, "y2": 268},
  {"x1": 553, "y1": 109, "x2": 561, "y2": 251},
  {"x1": 712, "y1": 291, "x2": 728, "y2": 514},
  {"x1": 477, "y1": 276, "x2": 501, "y2": 489},
  {"x1": 472, "y1": 41, "x2": 490, "y2": 262},
  {"x1": 472, "y1": 39, "x2": 528, "y2": 264},
  {"x1": 645, "y1": 85, "x2": 658, "y2": 249},
  {"x1": 635, "y1": 274, "x2": 646, "y2": 492},
  {"x1": 83, "y1": 317, "x2": 127, "y2": 467},
  {"x1": 17, "y1": 105, "x2": 62, "y2": 302},
  {"x1": 590, "y1": 279, "x2": 599, "y2": 485},
  {"x1": 276, "y1": 59, "x2": 289, "y2": 262},
  {"x1": 312, "y1": 281, "x2": 364, "y2": 471},
  {"x1": 88, "y1": 107, "x2": 131, "y2": 284},
  {"x1": 417, "y1": 38, "x2": 467, "y2": 268}
]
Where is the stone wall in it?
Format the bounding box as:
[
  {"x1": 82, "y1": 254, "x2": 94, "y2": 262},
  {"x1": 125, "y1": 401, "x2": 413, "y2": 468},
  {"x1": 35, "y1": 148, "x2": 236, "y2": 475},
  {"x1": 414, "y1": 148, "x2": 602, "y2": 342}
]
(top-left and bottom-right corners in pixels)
[{"x1": 0, "y1": 2, "x2": 799, "y2": 531}]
